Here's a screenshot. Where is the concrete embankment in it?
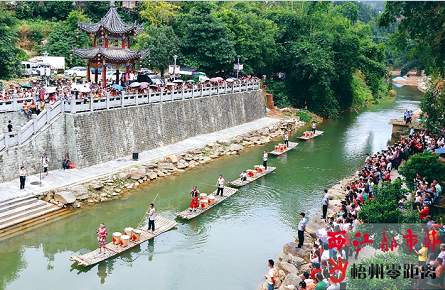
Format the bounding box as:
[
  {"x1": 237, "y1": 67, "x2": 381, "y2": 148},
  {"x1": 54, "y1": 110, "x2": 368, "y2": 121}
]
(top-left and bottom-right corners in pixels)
[
  {"x1": 0, "y1": 115, "x2": 307, "y2": 204},
  {"x1": 0, "y1": 89, "x2": 266, "y2": 182}
]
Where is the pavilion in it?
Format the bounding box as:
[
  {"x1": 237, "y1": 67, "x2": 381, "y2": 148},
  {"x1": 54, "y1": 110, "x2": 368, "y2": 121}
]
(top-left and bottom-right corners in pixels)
[{"x1": 72, "y1": 4, "x2": 149, "y2": 87}]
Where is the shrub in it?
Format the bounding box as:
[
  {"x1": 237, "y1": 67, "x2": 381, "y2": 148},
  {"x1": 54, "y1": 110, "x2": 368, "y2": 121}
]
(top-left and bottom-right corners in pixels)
[
  {"x1": 399, "y1": 151, "x2": 445, "y2": 190},
  {"x1": 296, "y1": 110, "x2": 312, "y2": 123}
]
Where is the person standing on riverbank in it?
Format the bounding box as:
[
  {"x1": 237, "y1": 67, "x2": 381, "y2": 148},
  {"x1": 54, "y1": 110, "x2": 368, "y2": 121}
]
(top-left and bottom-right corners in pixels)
[
  {"x1": 297, "y1": 212, "x2": 307, "y2": 248},
  {"x1": 266, "y1": 259, "x2": 277, "y2": 290},
  {"x1": 146, "y1": 203, "x2": 155, "y2": 232},
  {"x1": 41, "y1": 153, "x2": 49, "y2": 177},
  {"x1": 322, "y1": 189, "x2": 330, "y2": 220},
  {"x1": 263, "y1": 150, "x2": 268, "y2": 170},
  {"x1": 216, "y1": 174, "x2": 225, "y2": 196},
  {"x1": 19, "y1": 166, "x2": 26, "y2": 190}
]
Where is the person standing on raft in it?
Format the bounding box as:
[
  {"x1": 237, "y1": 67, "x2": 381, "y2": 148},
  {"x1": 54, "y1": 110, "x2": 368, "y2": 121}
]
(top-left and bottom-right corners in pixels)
[
  {"x1": 216, "y1": 174, "x2": 225, "y2": 197},
  {"x1": 97, "y1": 223, "x2": 107, "y2": 254},
  {"x1": 312, "y1": 121, "x2": 316, "y2": 134},
  {"x1": 284, "y1": 131, "x2": 289, "y2": 147},
  {"x1": 240, "y1": 170, "x2": 247, "y2": 181},
  {"x1": 146, "y1": 203, "x2": 156, "y2": 232},
  {"x1": 189, "y1": 186, "x2": 200, "y2": 211},
  {"x1": 263, "y1": 150, "x2": 268, "y2": 170}
]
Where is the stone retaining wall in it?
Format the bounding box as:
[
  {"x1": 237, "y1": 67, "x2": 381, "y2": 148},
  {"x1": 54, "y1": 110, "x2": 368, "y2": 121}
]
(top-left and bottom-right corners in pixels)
[{"x1": 0, "y1": 90, "x2": 265, "y2": 182}]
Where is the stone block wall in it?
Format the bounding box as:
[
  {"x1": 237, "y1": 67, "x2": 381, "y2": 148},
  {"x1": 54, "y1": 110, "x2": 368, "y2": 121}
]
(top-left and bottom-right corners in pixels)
[
  {"x1": 0, "y1": 114, "x2": 77, "y2": 182},
  {"x1": 0, "y1": 111, "x2": 28, "y2": 132},
  {"x1": 0, "y1": 90, "x2": 265, "y2": 182}
]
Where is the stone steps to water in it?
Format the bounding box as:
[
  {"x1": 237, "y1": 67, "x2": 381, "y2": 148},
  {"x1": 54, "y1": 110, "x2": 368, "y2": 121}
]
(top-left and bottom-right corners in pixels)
[
  {"x1": 0, "y1": 195, "x2": 35, "y2": 210},
  {"x1": 0, "y1": 197, "x2": 61, "y2": 231},
  {"x1": 0, "y1": 207, "x2": 71, "y2": 242}
]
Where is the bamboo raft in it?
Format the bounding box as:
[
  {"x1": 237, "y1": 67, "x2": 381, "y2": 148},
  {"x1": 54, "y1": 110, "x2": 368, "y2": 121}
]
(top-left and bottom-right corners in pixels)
[
  {"x1": 297, "y1": 130, "x2": 324, "y2": 140},
  {"x1": 269, "y1": 142, "x2": 299, "y2": 156},
  {"x1": 175, "y1": 187, "x2": 238, "y2": 220},
  {"x1": 69, "y1": 216, "x2": 177, "y2": 267},
  {"x1": 229, "y1": 167, "x2": 276, "y2": 187}
]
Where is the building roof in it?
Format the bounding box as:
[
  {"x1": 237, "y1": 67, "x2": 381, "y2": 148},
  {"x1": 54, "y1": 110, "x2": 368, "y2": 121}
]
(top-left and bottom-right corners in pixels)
[
  {"x1": 72, "y1": 47, "x2": 150, "y2": 61},
  {"x1": 78, "y1": 8, "x2": 144, "y2": 35}
]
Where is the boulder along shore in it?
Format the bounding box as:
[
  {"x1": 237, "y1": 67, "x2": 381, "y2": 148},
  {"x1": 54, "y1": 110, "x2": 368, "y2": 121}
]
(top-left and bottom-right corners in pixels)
[{"x1": 37, "y1": 116, "x2": 308, "y2": 208}]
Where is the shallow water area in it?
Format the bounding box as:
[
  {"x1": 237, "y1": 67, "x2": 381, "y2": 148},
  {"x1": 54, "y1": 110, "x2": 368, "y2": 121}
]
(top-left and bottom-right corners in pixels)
[{"x1": 0, "y1": 85, "x2": 422, "y2": 290}]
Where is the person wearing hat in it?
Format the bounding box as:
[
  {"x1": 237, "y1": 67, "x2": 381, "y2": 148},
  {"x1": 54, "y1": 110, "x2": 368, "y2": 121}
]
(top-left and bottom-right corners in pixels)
[
  {"x1": 297, "y1": 213, "x2": 307, "y2": 248},
  {"x1": 322, "y1": 189, "x2": 330, "y2": 220},
  {"x1": 97, "y1": 223, "x2": 107, "y2": 254}
]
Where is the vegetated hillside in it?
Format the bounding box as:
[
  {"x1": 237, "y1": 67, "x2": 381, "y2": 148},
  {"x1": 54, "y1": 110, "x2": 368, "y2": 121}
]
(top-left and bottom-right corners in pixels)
[{"x1": 1, "y1": 1, "x2": 414, "y2": 118}]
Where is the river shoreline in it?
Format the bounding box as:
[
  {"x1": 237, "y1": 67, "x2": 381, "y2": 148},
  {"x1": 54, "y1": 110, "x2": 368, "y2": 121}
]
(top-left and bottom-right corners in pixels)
[{"x1": 36, "y1": 116, "x2": 309, "y2": 209}]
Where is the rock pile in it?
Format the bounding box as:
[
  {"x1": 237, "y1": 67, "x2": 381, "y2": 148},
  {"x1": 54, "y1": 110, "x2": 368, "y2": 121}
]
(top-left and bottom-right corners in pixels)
[{"x1": 36, "y1": 118, "x2": 306, "y2": 209}]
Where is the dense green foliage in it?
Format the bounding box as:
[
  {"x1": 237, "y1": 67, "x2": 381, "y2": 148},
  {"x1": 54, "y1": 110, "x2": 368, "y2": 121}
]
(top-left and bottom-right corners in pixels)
[
  {"x1": 0, "y1": 1, "x2": 405, "y2": 116},
  {"x1": 378, "y1": 2, "x2": 445, "y2": 126},
  {"x1": 347, "y1": 252, "x2": 415, "y2": 290},
  {"x1": 359, "y1": 180, "x2": 410, "y2": 224},
  {"x1": 0, "y1": 9, "x2": 22, "y2": 79},
  {"x1": 399, "y1": 152, "x2": 445, "y2": 190}
]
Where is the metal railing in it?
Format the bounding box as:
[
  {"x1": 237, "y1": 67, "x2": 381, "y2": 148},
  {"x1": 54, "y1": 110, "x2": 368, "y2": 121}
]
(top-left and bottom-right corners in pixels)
[{"x1": 0, "y1": 81, "x2": 260, "y2": 151}]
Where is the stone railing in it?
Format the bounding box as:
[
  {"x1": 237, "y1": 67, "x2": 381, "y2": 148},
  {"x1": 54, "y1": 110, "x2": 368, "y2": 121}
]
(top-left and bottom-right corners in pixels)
[
  {"x1": 0, "y1": 100, "x2": 63, "y2": 152},
  {"x1": 0, "y1": 96, "x2": 33, "y2": 112},
  {"x1": 0, "y1": 82, "x2": 260, "y2": 151},
  {"x1": 64, "y1": 82, "x2": 260, "y2": 113}
]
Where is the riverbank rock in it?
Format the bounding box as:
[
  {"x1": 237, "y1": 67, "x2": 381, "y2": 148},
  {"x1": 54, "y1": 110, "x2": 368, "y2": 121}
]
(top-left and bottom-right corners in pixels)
[
  {"x1": 229, "y1": 144, "x2": 243, "y2": 151},
  {"x1": 54, "y1": 191, "x2": 76, "y2": 204},
  {"x1": 89, "y1": 182, "x2": 104, "y2": 190},
  {"x1": 158, "y1": 163, "x2": 174, "y2": 170},
  {"x1": 119, "y1": 172, "x2": 131, "y2": 180},
  {"x1": 177, "y1": 162, "x2": 188, "y2": 169},
  {"x1": 279, "y1": 273, "x2": 302, "y2": 290},
  {"x1": 283, "y1": 243, "x2": 311, "y2": 262},
  {"x1": 130, "y1": 168, "x2": 145, "y2": 179},
  {"x1": 166, "y1": 155, "x2": 179, "y2": 163},
  {"x1": 146, "y1": 172, "x2": 158, "y2": 180},
  {"x1": 217, "y1": 139, "x2": 230, "y2": 146},
  {"x1": 277, "y1": 261, "x2": 298, "y2": 275}
]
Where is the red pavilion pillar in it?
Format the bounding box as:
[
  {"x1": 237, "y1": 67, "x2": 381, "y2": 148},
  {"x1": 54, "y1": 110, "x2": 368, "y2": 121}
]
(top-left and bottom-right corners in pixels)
[
  {"x1": 86, "y1": 63, "x2": 91, "y2": 82},
  {"x1": 102, "y1": 65, "x2": 107, "y2": 88}
]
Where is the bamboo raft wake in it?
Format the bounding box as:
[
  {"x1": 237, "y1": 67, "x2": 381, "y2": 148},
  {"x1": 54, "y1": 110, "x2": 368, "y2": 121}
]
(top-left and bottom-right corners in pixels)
[
  {"x1": 69, "y1": 216, "x2": 177, "y2": 267},
  {"x1": 297, "y1": 130, "x2": 324, "y2": 140},
  {"x1": 269, "y1": 142, "x2": 299, "y2": 156},
  {"x1": 229, "y1": 167, "x2": 276, "y2": 187},
  {"x1": 175, "y1": 187, "x2": 238, "y2": 220}
]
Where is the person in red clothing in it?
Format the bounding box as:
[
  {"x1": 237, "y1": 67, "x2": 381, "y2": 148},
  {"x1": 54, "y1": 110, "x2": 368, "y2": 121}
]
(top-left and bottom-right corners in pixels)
[
  {"x1": 189, "y1": 186, "x2": 200, "y2": 211},
  {"x1": 97, "y1": 223, "x2": 107, "y2": 254},
  {"x1": 310, "y1": 263, "x2": 322, "y2": 279},
  {"x1": 418, "y1": 201, "x2": 430, "y2": 220}
]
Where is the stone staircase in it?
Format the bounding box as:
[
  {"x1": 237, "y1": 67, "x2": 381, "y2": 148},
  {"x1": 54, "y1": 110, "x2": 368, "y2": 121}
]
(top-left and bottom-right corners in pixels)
[{"x1": 0, "y1": 195, "x2": 64, "y2": 239}]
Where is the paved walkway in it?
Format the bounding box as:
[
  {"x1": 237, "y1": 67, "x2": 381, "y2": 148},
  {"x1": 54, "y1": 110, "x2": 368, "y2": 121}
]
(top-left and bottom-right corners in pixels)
[{"x1": 0, "y1": 117, "x2": 281, "y2": 203}]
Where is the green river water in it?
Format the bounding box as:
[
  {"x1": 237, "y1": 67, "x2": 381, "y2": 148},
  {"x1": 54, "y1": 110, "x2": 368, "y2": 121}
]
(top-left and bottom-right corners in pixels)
[{"x1": 0, "y1": 85, "x2": 422, "y2": 290}]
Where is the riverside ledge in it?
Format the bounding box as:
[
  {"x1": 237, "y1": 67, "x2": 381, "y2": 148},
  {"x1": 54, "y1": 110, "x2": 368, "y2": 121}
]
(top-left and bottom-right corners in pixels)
[{"x1": 0, "y1": 117, "x2": 282, "y2": 203}]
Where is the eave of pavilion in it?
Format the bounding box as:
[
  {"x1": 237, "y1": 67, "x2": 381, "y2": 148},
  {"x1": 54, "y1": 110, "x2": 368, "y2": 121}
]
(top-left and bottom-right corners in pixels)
[
  {"x1": 72, "y1": 47, "x2": 150, "y2": 63},
  {"x1": 78, "y1": 7, "x2": 144, "y2": 36}
]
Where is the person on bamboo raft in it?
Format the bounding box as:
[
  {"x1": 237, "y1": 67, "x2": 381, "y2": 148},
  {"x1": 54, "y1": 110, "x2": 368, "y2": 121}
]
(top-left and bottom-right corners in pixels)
[
  {"x1": 189, "y1": 186, "x2": 200, "y2": 211},
  {"x1": 97, "y1": 223, "x2": 107, "y2": 254}
]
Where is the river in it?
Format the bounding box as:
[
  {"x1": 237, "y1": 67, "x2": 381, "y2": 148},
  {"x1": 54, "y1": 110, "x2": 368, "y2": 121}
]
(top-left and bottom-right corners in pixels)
[{"x1": 0, "y1": 85, "x2": 422, "y2": 290}]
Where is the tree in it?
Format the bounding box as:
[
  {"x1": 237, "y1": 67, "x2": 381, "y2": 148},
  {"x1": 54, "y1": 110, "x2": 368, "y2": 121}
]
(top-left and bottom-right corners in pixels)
[
  {"x1": 140, "y1": 1, "x2": 180, "y2": 27},
  {"x1": 180, "y1": 2, "x2": 236, "y2": 74},
  {"x1": 138, "y1": 26, "x2": 181, "y2": 76},
  {"x1": 0, "y1": 9, "x2": 21, "y2": 79},
  {"x1": 347, "y1": 252, "x2": 416, "y2": 290},
  {"x1": 46, "y1": 11, "x2": 91, "y2": 68},
  {"x1": 358, "y1": 180, "x2": 409, "y2": 224},
  {"x1": 399, "y1": 152, "x2": 445, "y2": 190},
  {"x1": 216, "y1": 8, "x2": 278, "y2": 74}
]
